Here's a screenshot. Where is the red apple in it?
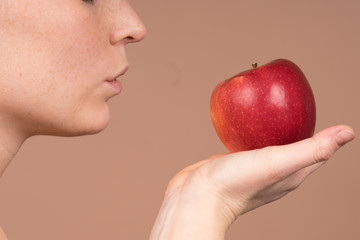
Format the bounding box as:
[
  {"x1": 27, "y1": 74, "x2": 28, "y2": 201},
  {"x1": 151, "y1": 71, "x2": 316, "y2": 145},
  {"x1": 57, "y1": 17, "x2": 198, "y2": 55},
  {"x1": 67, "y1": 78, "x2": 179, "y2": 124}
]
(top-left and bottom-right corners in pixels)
[{"x1": 210, "y1": 59, "x2": 316, "y2": 152}]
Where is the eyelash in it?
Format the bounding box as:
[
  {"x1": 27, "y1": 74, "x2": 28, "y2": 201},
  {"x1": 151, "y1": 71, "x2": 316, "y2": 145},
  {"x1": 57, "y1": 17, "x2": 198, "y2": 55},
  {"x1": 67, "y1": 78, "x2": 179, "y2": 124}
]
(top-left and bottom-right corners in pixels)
[{"x1": 83, "y1": 0, "x2": 94, "y2": 5}]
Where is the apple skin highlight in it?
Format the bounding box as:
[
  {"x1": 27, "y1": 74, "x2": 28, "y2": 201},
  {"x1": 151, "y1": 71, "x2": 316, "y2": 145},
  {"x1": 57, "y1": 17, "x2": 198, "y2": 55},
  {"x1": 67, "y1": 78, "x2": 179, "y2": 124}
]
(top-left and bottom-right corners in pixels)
[{"x1": 210, "y1": 59, "x2": 316, "y2": 152}]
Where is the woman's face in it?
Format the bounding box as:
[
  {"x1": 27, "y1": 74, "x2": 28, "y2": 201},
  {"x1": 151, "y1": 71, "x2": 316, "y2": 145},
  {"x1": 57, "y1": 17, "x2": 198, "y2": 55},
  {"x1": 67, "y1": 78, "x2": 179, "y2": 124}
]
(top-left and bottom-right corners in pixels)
[{"x1": 0, "y1": 0, "x2": 146, "y2": 137}]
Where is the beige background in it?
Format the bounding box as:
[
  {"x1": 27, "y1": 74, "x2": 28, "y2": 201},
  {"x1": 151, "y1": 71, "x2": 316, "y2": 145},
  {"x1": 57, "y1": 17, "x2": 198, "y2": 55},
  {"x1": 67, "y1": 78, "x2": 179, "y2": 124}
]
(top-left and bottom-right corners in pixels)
[{"x1": 1, "y1": 0, "x2": 359, "y2": 239}]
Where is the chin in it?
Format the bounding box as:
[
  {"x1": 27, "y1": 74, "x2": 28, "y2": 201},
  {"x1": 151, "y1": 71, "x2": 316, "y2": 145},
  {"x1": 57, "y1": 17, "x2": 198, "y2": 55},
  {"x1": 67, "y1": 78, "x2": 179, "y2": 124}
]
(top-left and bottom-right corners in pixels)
[
  {"x1": 32, "y1": 106, "x2": 112, "y2": 137},
  {"x1": 67, "y1": 108, "x2": 112, "y2": 137},
  {"x1": 70, "y1": 119, "x2": 110, "y2": 136}
]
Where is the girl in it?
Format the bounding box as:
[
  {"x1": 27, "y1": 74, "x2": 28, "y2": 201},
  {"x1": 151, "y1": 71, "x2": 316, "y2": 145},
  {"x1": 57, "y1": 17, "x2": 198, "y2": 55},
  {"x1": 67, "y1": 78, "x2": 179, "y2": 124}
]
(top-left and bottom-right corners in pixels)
[{"x1": 0, "y1": 1, "x2": 354, "y2": 239}]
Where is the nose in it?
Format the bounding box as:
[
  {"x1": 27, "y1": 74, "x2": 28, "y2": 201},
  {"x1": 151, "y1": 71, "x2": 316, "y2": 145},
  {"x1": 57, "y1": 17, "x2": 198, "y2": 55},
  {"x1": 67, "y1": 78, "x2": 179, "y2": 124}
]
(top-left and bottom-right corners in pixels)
[{"x1": 109, "y1": 4, "x2": 147, "y2": 45}]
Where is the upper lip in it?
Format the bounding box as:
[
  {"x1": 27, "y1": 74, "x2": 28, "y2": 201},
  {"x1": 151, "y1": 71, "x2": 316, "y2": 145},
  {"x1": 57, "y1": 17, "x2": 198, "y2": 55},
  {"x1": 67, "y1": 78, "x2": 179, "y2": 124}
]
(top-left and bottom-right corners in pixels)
[{"x1": 107, "y1": 66, "x2": 129, "y2": 81}]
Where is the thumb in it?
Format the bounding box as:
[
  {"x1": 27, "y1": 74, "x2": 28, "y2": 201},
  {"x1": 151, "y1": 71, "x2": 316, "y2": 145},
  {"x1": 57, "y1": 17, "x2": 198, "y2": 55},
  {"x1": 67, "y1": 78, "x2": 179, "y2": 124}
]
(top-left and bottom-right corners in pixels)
[{"x1": 261, "y1": 125, "x2": 355, "y2": 180}]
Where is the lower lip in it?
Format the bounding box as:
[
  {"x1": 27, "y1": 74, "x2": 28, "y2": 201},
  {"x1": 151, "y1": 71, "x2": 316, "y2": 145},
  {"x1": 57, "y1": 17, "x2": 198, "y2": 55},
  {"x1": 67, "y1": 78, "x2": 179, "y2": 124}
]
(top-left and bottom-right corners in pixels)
[{"x1": 106, "y1": 80, "x2": 122, "y2": 94}]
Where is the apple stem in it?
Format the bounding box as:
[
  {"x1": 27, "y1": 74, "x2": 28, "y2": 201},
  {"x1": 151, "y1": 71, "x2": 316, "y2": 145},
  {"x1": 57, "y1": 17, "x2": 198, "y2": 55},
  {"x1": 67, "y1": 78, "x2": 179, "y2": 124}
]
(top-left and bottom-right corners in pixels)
[{"x1": 252, "y1": 63, "x2": 258, "y2": 68}]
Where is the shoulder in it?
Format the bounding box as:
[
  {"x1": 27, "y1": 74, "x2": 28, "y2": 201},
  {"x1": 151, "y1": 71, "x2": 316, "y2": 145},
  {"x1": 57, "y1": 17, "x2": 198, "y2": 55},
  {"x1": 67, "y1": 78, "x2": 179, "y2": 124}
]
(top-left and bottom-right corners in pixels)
[{"x1": 0, "y1": 227, "x2": 8, "y2": 240}]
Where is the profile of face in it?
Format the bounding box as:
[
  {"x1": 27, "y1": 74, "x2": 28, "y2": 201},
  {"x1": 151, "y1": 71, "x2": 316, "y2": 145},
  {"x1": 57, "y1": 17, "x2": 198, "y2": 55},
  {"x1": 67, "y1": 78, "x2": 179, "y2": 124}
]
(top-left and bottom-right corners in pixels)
[{"x1": 0, "y1": 0, "x2": 146, "y2": 138}]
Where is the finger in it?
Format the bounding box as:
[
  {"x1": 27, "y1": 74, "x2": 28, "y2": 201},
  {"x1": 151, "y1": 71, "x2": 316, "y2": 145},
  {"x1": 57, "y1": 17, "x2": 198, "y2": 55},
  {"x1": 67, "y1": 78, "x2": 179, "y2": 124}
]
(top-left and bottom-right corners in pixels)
[{"x1": 260, "y1": 125, "x2": 355, "y2": 181}]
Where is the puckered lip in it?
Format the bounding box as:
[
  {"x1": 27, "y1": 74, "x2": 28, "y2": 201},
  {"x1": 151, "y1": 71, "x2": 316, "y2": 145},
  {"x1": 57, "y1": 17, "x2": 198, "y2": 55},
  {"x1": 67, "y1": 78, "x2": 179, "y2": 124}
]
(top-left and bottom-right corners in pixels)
[{"x1": 106, "y1": 66, "x2": 129, "y2": 82}]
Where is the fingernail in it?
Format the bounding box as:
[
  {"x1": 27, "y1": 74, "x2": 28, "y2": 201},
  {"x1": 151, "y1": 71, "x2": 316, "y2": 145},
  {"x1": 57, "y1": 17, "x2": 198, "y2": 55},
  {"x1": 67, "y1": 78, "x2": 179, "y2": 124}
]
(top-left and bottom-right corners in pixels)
[{"x1": 335, "y1": 130, "x2": 355, "y2": 146}]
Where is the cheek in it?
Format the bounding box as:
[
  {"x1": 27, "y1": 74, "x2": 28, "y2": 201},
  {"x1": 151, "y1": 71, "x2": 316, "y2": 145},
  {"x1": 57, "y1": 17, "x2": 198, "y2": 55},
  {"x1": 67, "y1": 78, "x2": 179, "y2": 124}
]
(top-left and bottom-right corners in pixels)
[
  {"x1": 0, "y1": 4, "x2": 114, "y2": 136},
  {"x1": 47, "y1": 11, "x2": 110, "y2": 84}
]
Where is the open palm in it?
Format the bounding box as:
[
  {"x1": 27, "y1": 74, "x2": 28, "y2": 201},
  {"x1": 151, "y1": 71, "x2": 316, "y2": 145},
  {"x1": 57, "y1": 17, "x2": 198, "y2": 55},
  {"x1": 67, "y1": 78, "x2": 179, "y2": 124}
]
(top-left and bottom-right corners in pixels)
[{"x1": 150, "y1": 125, "x2": 354, "y2": 240}]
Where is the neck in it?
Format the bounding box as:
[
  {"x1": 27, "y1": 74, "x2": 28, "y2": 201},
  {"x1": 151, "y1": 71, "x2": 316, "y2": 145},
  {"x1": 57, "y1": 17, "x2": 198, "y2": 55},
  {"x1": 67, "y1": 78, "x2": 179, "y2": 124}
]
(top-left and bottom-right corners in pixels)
[{"x1": 0, "y1": 124, "x2": 27, "y2": 177}]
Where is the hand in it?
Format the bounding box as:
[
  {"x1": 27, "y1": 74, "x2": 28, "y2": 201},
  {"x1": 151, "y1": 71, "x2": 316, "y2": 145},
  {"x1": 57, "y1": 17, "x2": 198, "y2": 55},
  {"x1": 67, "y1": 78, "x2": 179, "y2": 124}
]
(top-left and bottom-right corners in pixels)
[{"x1": 149, "y1": 125, "x2": 355, "y2": 240}]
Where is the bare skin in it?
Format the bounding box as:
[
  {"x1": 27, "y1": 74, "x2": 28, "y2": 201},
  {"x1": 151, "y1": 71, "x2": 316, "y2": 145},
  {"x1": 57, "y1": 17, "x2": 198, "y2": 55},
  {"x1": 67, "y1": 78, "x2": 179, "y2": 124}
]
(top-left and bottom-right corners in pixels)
[
  {"x1": 0, "y1": 227, "x2": 7, "y2": 240},
  {"x1": 0, "y1": 125, "x2": 355, "y2": 239},
  {"x1": 0, "y1": 1, "x2": 355, "y2": 239},
  {"x1": 149, "y1": 125, "x2": 354, "y2": 240},
  {"x1": 0, "y1": 0, "x2": 145, "y2": 238}
]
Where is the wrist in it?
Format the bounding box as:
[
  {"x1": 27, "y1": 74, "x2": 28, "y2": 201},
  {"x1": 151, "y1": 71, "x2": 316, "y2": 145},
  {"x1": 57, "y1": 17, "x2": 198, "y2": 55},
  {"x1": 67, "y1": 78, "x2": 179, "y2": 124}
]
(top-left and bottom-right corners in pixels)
[{"x1": 150, "y1": 183, "x2": 234, "y2": 240}]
